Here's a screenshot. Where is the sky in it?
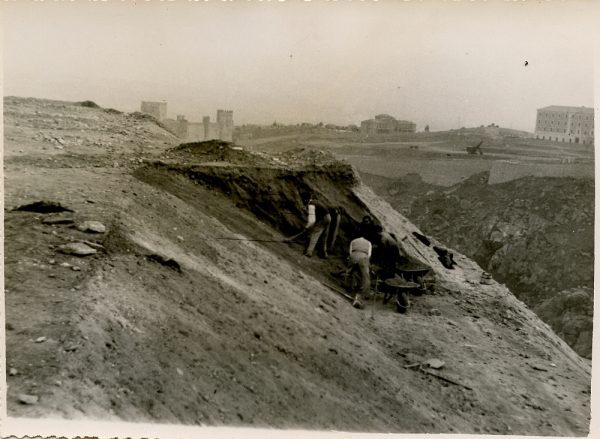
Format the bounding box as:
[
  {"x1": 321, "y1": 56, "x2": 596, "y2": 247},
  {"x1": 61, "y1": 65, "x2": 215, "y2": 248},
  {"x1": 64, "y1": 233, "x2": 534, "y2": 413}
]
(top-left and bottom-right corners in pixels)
[{"x1": 1, "y1": 0, "x2": 598, "y2": 131}]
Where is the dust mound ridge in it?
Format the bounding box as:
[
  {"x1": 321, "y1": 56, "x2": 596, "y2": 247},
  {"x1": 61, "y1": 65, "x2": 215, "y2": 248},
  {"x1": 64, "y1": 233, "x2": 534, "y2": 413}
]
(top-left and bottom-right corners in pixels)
[
  {"x1": 169, "y1": 140, "x2": 343, "y2": 170},
  {"x1": 3, "y1": 97, "x2": 591, "y2": 435}
]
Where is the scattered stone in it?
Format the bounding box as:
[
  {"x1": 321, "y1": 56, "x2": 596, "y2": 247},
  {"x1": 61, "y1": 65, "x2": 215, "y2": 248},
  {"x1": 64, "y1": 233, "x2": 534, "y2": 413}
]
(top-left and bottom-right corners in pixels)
[
  {"x1": 60, "y1": 262, "x2": 72, "y2": 268},
  {"x1": 176, "y1": 368, "x2": 184, "y2": 376},
  {"x1": 72, "y1": 266, "x2": 81, "y2": 271},
  {"x1": 58, "y1": 242, "x2": 97, "y2": 256},
  {"x1": 79, "y1": 240, "x2": 105, "y2": 250},
  {"x1": 77, "y1": 221, "x2": 106, "y2": 233},
  {"x1": 429, "y1": 308, "x2": 442, "y2": 316},
  {"x1": 425, "y1": 358, "x2": 445, "y2": 369},
  {"x1": 530, "y1": 363, "x2": 549, "y2": 372},
  {"x1": 34, "y1": 336, "x2": 46, "y2": 343},
  {"x1": 177, "y1": 235, "x2": 184, "y2": 241},
  {"x1": 9, "y1": 368, "x2": 18, "y2": 376},
  {"x1": 18, "y1": 394, "x2": 39, "y2": 405},
  {"x1": 48, "y1": 259, "x2": 56, "y2": 265},
  {"x1": 42, "y1": 216, "x2": 74, "y2": 225}
]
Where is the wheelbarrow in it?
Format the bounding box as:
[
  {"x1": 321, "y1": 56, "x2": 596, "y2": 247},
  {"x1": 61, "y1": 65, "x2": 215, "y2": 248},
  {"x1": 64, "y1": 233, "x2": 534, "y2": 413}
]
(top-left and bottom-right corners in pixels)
[
  {"x1": 379, "y1": 277, "x2": 422, "y2": 313},
  {"x1": 396, "y1": 266, "x2": 432, "y2": 295}
]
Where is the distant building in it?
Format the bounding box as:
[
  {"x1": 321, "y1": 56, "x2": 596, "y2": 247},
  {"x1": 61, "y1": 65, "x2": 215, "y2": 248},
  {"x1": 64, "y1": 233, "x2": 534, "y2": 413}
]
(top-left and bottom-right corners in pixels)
[
  {"x1": 202, "y1": 110, "x2": 234, "y2": 142},
  {"x1": 360, "y1": 114, "x2": 416, "y2": 135},
  {"x1": 140, "y1": 101, "x2": 234, "y2": 142},
  {"x1": 141, "y1": 101, "x2": 167, "y2": 122},
  {"x1": 162, "y1": 115, "x2": 189, "y2": 138},
  {"x1": 535, "y1": 106, "x2": 594, "y2": 145}
]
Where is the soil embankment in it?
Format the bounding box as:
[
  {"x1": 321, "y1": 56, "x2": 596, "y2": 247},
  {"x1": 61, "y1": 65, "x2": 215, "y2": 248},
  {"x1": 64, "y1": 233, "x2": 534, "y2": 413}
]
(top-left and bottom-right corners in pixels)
[
  {"x1": 3, "y1": 97, "x2": 592, "y2": 434},
  {"x1": 363, "y1": 171, "x2": 594, "y2": 359}
]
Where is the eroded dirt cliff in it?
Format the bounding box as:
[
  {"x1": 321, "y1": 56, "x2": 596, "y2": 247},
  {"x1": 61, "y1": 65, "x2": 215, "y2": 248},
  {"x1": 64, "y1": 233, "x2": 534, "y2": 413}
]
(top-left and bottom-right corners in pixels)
[
  {"x1": 3, "y1": 98, "x2": 592, "y2": 435},
  {"x1": 363, "y1": 171, "x2": 594, "y2": 359}
]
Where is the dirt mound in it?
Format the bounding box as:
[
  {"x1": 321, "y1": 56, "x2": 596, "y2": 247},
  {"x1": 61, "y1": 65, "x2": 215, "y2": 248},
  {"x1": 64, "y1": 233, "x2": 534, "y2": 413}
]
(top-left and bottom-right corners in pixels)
[
  {"x1": 75, "y1": 100, "x2": 101, "y2": 109},
  {"x1": 167, "y1": 143, "x2": 345, "y2": 171},
  {"x1": 104, "y1": 108, "x2": 122, "y2": 115},
  {"x1": 368, "y1": 172, "x2": 594, "y2": 358},
  {"x1": 170, "y1": 140, "x2": 270, "y2": 167},
  {"x1": 174, "y1": 139, "x2": 234, "y2": 153},
  {"x1": 273, "y1": 147, "x2": 340, "y2": 167}
]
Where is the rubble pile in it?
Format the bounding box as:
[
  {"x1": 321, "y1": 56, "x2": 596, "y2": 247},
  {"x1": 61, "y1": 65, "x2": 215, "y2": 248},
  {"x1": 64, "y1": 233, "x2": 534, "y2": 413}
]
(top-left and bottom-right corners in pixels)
[
  {"x1": 166, "y1": 142, "x2": 346, "y2": 171},
  {"x1": 170, "y1": 140, "x2": 271, "y2": 167}
]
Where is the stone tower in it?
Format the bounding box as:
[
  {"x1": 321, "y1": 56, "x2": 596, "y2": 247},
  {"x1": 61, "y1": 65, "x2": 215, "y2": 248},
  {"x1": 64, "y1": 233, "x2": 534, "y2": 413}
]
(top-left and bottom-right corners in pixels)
[
  {"x1": 140, "y1": 101, "x2": 167, "y2": 122},
  {"x1": 216, "y1": 110, "x2": 234, "y2": 142},
  {"x1": 203, "y1": 116, "x2": 211, "y2": 140}
]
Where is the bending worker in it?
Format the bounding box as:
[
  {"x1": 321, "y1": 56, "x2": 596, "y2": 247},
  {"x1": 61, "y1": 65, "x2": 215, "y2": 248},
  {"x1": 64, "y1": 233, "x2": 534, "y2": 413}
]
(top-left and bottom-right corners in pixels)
[
  {"x1": 372, "y1": 224, "x2": 401, "y2": 280},
  {"x1": 348, "y1": 228, "x2": 373, "y2": 309},
  {"x1": 303, "y1": 193, "x2": 332, "y2": 259}
]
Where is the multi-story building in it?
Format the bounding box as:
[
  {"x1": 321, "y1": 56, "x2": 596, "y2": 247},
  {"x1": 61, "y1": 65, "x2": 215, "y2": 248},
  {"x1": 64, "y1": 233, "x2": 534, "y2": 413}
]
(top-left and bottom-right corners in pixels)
[
  {"x1": 535, "y1": 106, "x2": 594, "y2": 145},
  {"x1": 360, "y1": 114, "x2": 416, "y2": 135}
]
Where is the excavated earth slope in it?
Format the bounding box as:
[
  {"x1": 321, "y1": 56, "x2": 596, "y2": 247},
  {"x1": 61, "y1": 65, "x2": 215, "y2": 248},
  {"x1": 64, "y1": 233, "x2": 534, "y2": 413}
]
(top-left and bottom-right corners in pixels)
[
  {"x1": 3, "y1": 98, "x2": 592, "y2": 435},
  {"x1": 362, "y1": 171, "x2": 594, "y2": 359}
]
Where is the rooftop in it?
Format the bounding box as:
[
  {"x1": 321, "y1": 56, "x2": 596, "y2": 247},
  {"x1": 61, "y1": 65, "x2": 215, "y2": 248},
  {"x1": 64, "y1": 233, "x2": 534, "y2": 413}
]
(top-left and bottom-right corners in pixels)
[{"x1": 538, "y1": 105, "x2": 594, "y2": 113}]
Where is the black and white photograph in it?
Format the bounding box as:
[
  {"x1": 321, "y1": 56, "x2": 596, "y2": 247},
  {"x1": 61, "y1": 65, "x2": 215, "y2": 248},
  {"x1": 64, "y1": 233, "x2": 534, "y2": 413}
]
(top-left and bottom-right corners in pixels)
[{"x1": 1, "y1": 0, "x2": 597, "y2": 437}]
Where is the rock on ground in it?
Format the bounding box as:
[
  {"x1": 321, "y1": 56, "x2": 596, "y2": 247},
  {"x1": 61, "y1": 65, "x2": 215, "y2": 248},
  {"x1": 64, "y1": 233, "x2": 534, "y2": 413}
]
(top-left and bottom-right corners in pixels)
[{"x1": 58, "y1": 242, "x2": 97, "y2": 256}]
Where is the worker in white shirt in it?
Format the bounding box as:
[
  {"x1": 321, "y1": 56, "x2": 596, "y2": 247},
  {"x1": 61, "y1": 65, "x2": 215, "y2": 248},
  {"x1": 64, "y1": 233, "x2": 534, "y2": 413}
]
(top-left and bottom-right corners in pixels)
[
  {"x1": 347, "y1": 231, "x2": 373, "y2": 309},
  {"x1": 303, "y1": 194, "x2": 332, "y2": 258}
]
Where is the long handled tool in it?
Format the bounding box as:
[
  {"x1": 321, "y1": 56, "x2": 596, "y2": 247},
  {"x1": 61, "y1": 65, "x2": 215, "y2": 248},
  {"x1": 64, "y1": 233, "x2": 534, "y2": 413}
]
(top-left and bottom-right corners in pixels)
[
  {"x1": 371, "y1": 273, "x2": 378, "y2": 321},
  {"x1": 215, "y1": 228, "x2": 308, "y2": 243},
  {"x1": 284, "y1": 228, "x2": 308, "y2": 242},
  {"x1": 215, "y1": 237, "x2": 290, "y2": 243},
  {"x1": 322, "y1": 282, "x2": 355, "y2": 302}
]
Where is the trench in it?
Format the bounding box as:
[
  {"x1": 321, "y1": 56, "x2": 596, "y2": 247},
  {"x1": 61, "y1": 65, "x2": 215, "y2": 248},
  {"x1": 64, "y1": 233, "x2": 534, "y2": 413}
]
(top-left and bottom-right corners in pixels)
[{"x1": 136, "y1": 161, "x2": 390, "y2": 258}]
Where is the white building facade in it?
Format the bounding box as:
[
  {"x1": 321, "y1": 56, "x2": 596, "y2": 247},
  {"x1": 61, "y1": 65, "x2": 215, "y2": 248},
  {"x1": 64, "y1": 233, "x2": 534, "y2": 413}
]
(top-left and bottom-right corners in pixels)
[{"x1": 535, "y1": 105, "x2": 594, "y2": 145}]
